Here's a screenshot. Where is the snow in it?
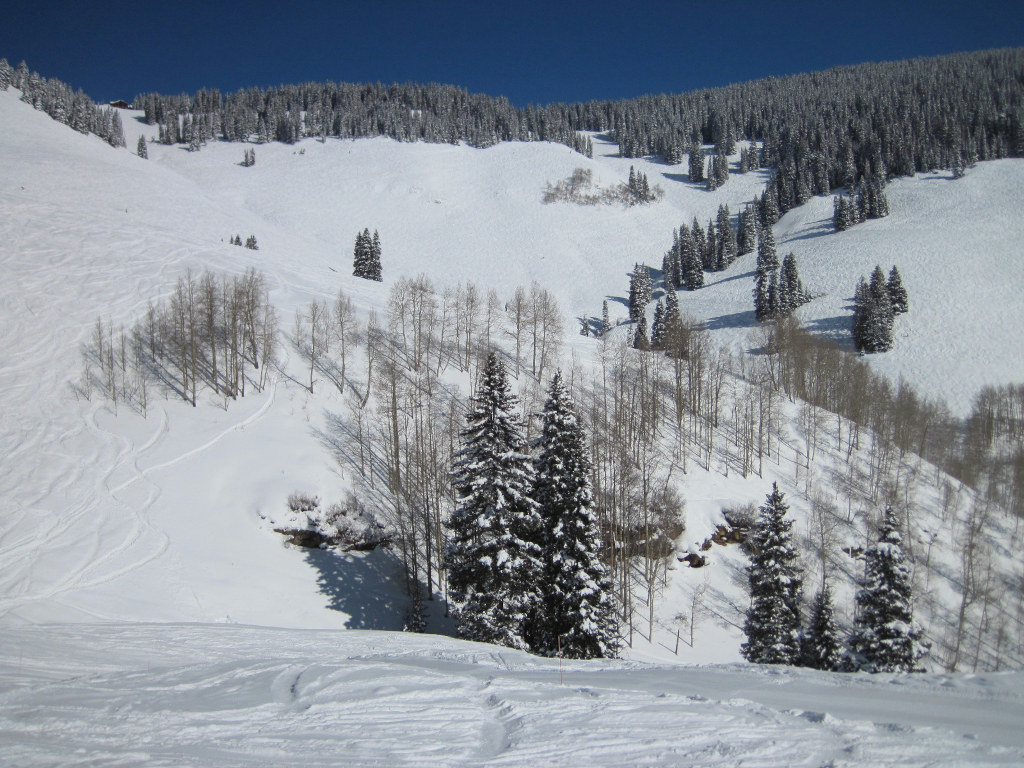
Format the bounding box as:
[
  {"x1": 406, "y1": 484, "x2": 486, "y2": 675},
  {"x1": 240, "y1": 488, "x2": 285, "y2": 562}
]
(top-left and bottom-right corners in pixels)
[
  {"x1": 2, "y1": 624, "x2": 1023, "y2": 767},
  {"x1": 2, "y1": 86, "x2": 1024, "y2": 764}
]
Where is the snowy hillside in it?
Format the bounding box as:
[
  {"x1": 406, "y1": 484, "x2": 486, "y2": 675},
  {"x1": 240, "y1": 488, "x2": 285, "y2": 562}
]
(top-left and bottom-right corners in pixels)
[{"x1": 2, "y1": 84, "x2": 1024, "y2": 764}]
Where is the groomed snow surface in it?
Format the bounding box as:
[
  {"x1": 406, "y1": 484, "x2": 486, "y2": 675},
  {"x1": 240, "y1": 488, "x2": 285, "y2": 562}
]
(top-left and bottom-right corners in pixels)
[{"x1": 2, "y1": 87, "x2": 1024, "y2": 765}]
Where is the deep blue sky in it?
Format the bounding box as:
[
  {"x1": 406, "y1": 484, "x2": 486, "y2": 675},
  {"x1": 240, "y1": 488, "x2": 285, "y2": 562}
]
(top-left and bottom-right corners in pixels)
[{"x1": 2, "y1": 0, "x2": 1022, "y2": 106}]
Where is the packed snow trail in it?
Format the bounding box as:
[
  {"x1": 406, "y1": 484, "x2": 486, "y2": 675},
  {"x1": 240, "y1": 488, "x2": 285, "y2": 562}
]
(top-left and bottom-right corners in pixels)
[{"x1": 1, "y1": 624, "x2": 1022, "y2": 767}]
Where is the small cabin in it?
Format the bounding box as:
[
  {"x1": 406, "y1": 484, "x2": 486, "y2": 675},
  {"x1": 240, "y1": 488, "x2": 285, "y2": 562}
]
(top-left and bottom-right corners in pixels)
[{"x1": 108, "y1": 100, "x2": 130, "y2": 109}]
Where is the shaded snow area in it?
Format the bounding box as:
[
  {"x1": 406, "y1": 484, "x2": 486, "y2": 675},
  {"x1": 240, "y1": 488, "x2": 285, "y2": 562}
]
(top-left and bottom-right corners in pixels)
[
  {"x1": 2, "y1": 624, "x2": 1023, "y2": 767},
  {"x1": 2, "y1": 83, "x2": 1024, "y2": 765}
]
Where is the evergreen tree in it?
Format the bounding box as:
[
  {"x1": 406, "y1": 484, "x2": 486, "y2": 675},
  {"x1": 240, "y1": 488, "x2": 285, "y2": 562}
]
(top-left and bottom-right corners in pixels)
[
  {"x1": 368, "y1": 230, "x2": 383, "y2": 281},
  {"x1": 863, "y1": 265, "x2": 895, "y2": 352},
  {"x1": 244, "y1": 235, "x2": 258, "y2": 250},
  {"x1": 705, "y1": 156, "x2": 720, "y2": 191},
  {"x1": 137, "y1": 135, "x2": 148, "y2": 159},
  {"x1": 801, "y1": 583, "x2": 843, "y2": 671},
  {"x1": 778, "y1": 253, "x2": 806, "y2": 314},
  {"x1": 627, "y1": 263, "x2": 653, "y2": 322},
  {"x1": 651, "y1": 300, "x2": 667, "y2": 350},
  {"x1": 108, "y1": 111, "x2": 125, "y2": 148},
  {"x1": 352, "y1": 229, "x2": 370, "y2": 278},
  {"x1": 446, "y1": 353, "x2": 544, "y2": 650},
  {"x1": 682, "y1": 242, "x2": 704, "y2": 291},
  {"x1": 741, "y1": 483, "x2": 804, "y2": 665},
  {"x1": 753, "y1": 226, "x2": 780, "y2": 321},
  {"x1": 887, "y1": 265, "x2": 908, "y2": 314},
  {"x1": 0, "y1": 58, "x2": 11, "y2": 91},
  {"x1": 714, "y1": 145, "x2": 730, "y2": 186},
  {"x1": 691, "y1": 218, "x2": 706, "y2": 265},
  {"x1": 759, "y1": 184, "x2": 781, "y2": 228},
  {"x1": 532, "y1": 372, "x2": 619, "y2": 658},
  {"x1": 352, "y1": 228, "x2": 382, "y2": 281},
  {"x1": 601, "y1": 300, "x2": 611, "y2": 336},
  {"x1": 633, "y1": 315, "x2": 650, "y2": 351},
  {"x1": 664, "y1": 285, "x2": 681, "y2": 329},
  {"x1": 716, "y1": 203, "x2": 736, "y2": 269},
  {"x1": 688, "y1": 139, "x2": 704, "y2": 183},
  {"x1": 676, "y1": 224, "x2": 695, "y2": 287},
  {"x1": 737, "y1": 205, "x2": 757, "y2": 256},
  {"x1": 832, "y1": 195, "x2": 853, "y2": 231},
  {"x1": 848, "y1": 507, "x2": 925, "y2": 672},
  {"x1": 703, "y1": 220, "x2": 717, "y2": 271},
  {"x1": 852, "y1": 277, "x2": 870, "y2": 352}
]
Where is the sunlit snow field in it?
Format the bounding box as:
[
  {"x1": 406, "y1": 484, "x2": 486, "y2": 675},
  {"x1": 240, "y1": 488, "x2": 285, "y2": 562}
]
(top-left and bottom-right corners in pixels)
[{"x1": 2, "y1": 87, "x2": 1023, "y2": 765}]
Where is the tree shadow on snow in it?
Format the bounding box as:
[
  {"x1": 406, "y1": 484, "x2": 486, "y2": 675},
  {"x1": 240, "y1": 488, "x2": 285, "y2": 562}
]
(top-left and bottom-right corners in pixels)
[
  {"x1": 804, "y1": 314, "x2": 856, "y2": 348},
  {"x1": 303, "y1": 546, "x2": 408, "y2": 630},
  {"x1": 705, "y1": 309, "x2": 757, "y2": 331},
  {"x1": 781, "y1": 219, "x2": 834, "y2": 244}
]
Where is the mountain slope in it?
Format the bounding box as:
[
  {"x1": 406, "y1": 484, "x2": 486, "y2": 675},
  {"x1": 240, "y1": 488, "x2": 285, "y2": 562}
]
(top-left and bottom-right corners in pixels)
[{"x1": 2, "y1": 85, "x2": 1024, "y2": 763}]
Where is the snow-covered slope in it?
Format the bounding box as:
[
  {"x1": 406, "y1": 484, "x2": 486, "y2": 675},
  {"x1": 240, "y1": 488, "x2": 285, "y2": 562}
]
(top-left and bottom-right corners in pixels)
[
  {"x1": 2, "y1": 86, "x2": 1024, "y2": 764},
  {"x1": 2, "y1": 623, "x2": 1023, "y2": 767}
]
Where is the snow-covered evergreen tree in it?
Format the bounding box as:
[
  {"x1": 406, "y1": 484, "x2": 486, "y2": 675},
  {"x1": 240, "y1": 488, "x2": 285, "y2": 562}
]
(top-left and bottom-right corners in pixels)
[
  {"x1": 368, "y1": 230, "x2": 383, "y2": 281},
  {"x1": 753, "y1": 226, "x2": 780, "y2": 321},
  {"x1": 627, "y1": 263, "x2": 652, "y2": 322},
  {"x1": 446, "y1": 353, "x2": 543, "y2": 651},
  {"x1": 868, "y1": 265, "x2": 894, "y2": 350},
  {"x1": 833, "y1": 195, "x2": 853, "y2": 231},
  {"x1": 801, "y1": 583, "x2": 843, "y2": 671},
  {"x1": 633, "y1": 315, "x2": 650, "y2": 351},
  {"x1": 737, "y1": 205, "x2": 757, "y2": 256},
  {"x1": 532, "y1": 372, "x2": 619, "y2": 659},
  {"x1": 716, "y1": 203, "x2": 736, "y2": 269},
  {"x1": 352, "y1": 228, "x2": 382, "y2": 281},
  {"x1": 847, "y1": 507, "x2": 925, "y2": 672},
  {"x1": 352, "y1": 229, "x2": 369, "y2": 278},
  {"x1": 778, "y1": 253, "x2": 806, "y2": 314},
  {"x1": 741, "y1": 483, "x2": 804, "y2": 665},
  {"x1": 601, "y1": 300, "x2": 611, "y2": 336},
  {"x1": 703, "y1": 220, "x2": 717, "y2": 271},
  {"x1": 650, "y1": 300, "x2": 666, "y2": 350},
  {"x1": 887, "y1": 265, "x2": 908, "y2": 314},
  {"x1": 137, "y1": 135, "x2": 148, "y2": 159},
  {"x1": 688, "y1": 139, "x2": 704, "y2": 183},
  {"x1": 664, "y1": 285, "x2": 681, "y2": 329}
]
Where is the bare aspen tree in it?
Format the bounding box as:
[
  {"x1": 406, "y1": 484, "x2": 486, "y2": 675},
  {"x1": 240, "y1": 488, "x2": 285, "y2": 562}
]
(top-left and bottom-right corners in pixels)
[
  {"x1": 460, "y1": 282, "x2": 480, "y2": 371},
  {"x1": 199, "y1": 271, "x2": 219, "y2": 394},
  {"x1": 305, "y1": 300, "x2": 328, "y2": 393},
  {"x1": 257, "y1": 301, "x2": 278, "y2": 391},
  {"x1": 532, "y1": 283, "x2": 563, "y2": 381},
  {"x1": 223, "y1": 275, "x2": 241, "y2": 398},
  {"x1": 436, "y1": 285, "x2": 458, "y2": 376},
  {"x1": 950, "y1": 501, "x2": 989, "y2": 670},
  {"x1": 808, "y1": 487, "x2": 840, "y2": 590},
  {"x1": 483, "y1": 288, "x2": 502, "y2": 353},
  {"x1": 170, "y1": 279, "x2": 190, "y2": 404},
  {"x1": 332, "y1": 289, "x2": 357, "y2": 393},
  {"x1": 361, "y1": 309, "x2": 381, "y2": 408},
  {"x1": 507, "y1": 285, "x2": 528, "y2": 377}
]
